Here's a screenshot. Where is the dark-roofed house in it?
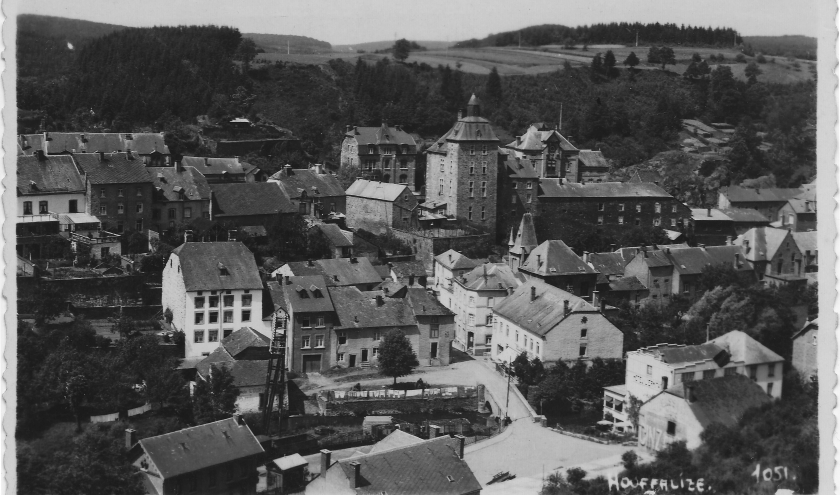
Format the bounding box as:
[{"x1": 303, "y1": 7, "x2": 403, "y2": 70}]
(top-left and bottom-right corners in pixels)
[
  {"x1": 75, "y1": 151, "x2": 155, "y2": 234},
  {"x1": 129, "y1": 416, "x2": 264, "y2": 495},
  {"x1": 425, "y1": 95, "x2": 500, "y2": 238},
  {"x1": 307, "y1": 435, "x2": 480, "y2": 495},
  {"x1": 345, "y1": 179, "x2": 418, "y2": 232},
  {"x1": 637, "y1": 375, "x2": 771, "y2": 452},
  {"x1": 388, "y1": 259, "x2": 428, "y2": 287},
  {"x1": 736, "y1": 227, "x2": 807, "y2": 286},
  {"x1": 503, "y1": 123, "x2": 579, "y2": 180},
  {"x1": 719, "y1": 207, "x2": 770, "y2": 235},
  {"x1": 148, "y1": 164, "x2": 211, "y2": 234},
  {"x1": 310, "y1": 223, "x2": 354, "y2": 258},
  {"x1": 274, "y1": 257, "x2": 383, "y2": 291},
  {"x1": 575, "y1": 150, "x2": 611, "y2": 183},
  {"x1": 491, "y1": 279, "x2": 623, "y2": 365},
  {"x1": 181, "y1": 156, "x2": 258, "y2": 183},
  {"x1": 690, "y1": 207, "x2": 736, "y2": 246},
  {"x1": 775, "y1": 197, "x2": 817, "y2": 232},
  {"x1": 433, "y1": 249, "x2": 480, "y2": 309},
  {"x1": 277, "y1": 275, "x2": 337, "y2": 374},
  {"x1": 792, "y1": 319, "x2": 818, "y2": 380},
  {"x1": 209, "y1": 182, "x2": 297, "y2": 229},
  {"x1": 22, "y1": 132, "x2": 171, "y2": 166},
  {"x1": 518, "y1": 240, "x2": 599, "y2": 300},
  {"x1": 17, "y1": 153, "x2": 86, "y2": 258},
  {"x1": 627, "y1": 169, "x2": 663, "y2": 185},
  {"x1": 340, "y1": 122, "x2": 419, "y2": 190},
  {"x1": 497, "y1": 150, "x2": 541, "y2": 243},
  {"x1": 269, "y1": 164, "x2": 347, "y2": 219},
  {"x1": 450, "y1": 263, "x2": 524, "y2": 354},
  {"x1": 718, "y1": 186, "x2": 805, "y2": 221},
  {"x1": 163, "y1": 242, "x2": 265, "y2": 358}
]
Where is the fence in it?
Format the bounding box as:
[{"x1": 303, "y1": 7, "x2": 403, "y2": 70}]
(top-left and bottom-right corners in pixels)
[{"x1": 328, "y1": 386, "x2": 474, "y2": 401}]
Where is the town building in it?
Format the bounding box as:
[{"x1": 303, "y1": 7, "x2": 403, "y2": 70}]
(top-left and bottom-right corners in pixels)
[
  {"x1": 736, "y1": 227, "x2": 808, "y2": 286},
  {"x1": 307, "y1": 435, "x2": 480, "y2": 495},
  {"x1": 269, "y1": 164, "x2": 347, "y2": 219},
  {"x1": 774, "y1": 197, "x2": 817, "y2": 232},
  {"x1": 497, "y1": 151, "x2": 540, "y2": 244},
  {"x1": 162, "y1": 242, "x2": 264, "y2": 358},
  {"x1": 636, "y1": 375, "x2": 770, "y2": 452},
  {"x1": 433, "y1": 249, "x2": 481, "y2": 307},
  {"x1": 265, "y1": 453, "x2": 309, "y2": 495},
  {"x1": 345, "y1": 179, "x2": 419, "y2": 232},
  {"x1": 719, "y1": 207, "x2": 770, "y2": 235},
  {"x1": 689, "y1": 207, "x2": 735, "y2": 246},
  {"x1": 388, "y1": 259, "x2": 428, "y2": 287},
  {"x1": 274, "y1": 257, "x2": 383, "y2": 291},
  {"x1": 604, "y1": 276, "x2": 649, "y2": 308},
  {"x1": 181, "y1": 156, "x2": 262, "y2": 183},
  {"x1": 717, "y1": 186, "x2": 805, "y2": 221},
  {"x1": 491, "y1": 279, "x2": 623, "y2": 365},
  {"x1": 148, "y1": 164, "x2": 211, "y2": 234},
  {"x1": 503, "y1": 123, "x2": 579, "y2": 180},
  {"x1": 340, "y1": 122, "x2": 419, "y2": 190},
  {"x1": 450, "y1": 262, "x2": 523, "y2": 354},
  {"x1": 75, "y1": 152, "x2": 155, "y2": 234},
  {"x1": 208, "y1": 182, "x2": 298, "y2": 229},
  {"x1": 425, "y1": 95, "x2": 500, "y2": 237},
  {"x1": 310, "y1": 223, "x2": 354, "y2": 259},
  {"x1": 792, "y1": 230, "x2": 818, "y2": 280},
  {"x1": 17, "y1": 152, "x2": 87, "y2": 258},
  {"x1": 274, "y1": 275, "x2": 337, "y2": 374},
  {"x1": 517, "y1": 240, "x2": 599, "y2": 300},
  {"x1": 791, "y1": 319, "x2": 818, "y2": 380},
  {"x1": 128, "y1": 416, "x2": 264, "y2": 495},
  {"x1": 20, "y1": 132, "x2": 171, "y2": 166},
  {"x1": 626, "y1": 169, "x2": 663, "y2": 186},
  {"x1": 507, "y1": 212, "x2": 539, "y2": 270}
]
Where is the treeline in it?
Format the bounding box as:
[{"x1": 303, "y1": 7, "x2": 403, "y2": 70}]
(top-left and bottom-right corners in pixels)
[
  {"x1": 743, "y1": 35, "x2": 817, "y2": 61},
  {"x1": 455, "y1": 22, "x2": 741, "y2": 49}
]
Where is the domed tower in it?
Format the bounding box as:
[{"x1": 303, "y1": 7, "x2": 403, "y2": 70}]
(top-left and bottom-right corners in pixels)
[{"x1": 424, "y1": 94, "x2": 500, "y2": 238}]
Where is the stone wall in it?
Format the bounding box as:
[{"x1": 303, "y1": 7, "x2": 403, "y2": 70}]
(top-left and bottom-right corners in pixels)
[
  {"x1": 324, "y1": 396, "x2": 477, "y2": 415},
  {"x1": 390, "y1": 229, "x2": 492, "y2": 273}
]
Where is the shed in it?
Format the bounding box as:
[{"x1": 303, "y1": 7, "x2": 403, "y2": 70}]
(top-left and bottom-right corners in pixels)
[{"x1": 362, "y1": 415, "x2": 393, "y2": 434}]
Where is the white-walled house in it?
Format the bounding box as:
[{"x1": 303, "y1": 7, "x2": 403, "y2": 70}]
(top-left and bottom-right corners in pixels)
[
  {"x1": 162, "y1": 242, "x2": 264, "y2": 358},
  {"x1": 491, "y1": 279, "x2": 623, "y2": 365},
  {"x1": 433, "y1": 249, "x2": 480, "y2": 309}
]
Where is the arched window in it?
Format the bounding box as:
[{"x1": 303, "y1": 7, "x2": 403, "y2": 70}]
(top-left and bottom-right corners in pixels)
[{"x1": 399, "y1": 174, "x2": 407, "y2": 184}]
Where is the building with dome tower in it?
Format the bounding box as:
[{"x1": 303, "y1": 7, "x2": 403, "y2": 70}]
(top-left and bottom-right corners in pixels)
[{"x1": 424, "y1": 95, "x2": 500, "y2": 239}]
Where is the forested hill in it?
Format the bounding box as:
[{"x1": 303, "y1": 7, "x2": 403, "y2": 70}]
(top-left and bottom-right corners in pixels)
[
  {"x1": 17, "y1": 14, "x2": 126, "y2": 77},
  {"x1": 455, "y1": 22, "x2": 741, "y2": 48},
  {"x1": 243, "y1": 33, "x2": 331, "y2": 54}
]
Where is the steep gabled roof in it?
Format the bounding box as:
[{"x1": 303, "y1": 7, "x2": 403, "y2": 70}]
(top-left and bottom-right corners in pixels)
[
  {"x1": 195, "y1": 360, "x2": 271, "y2": 387},
  {"x1": 17, "y1": 154, "x2": 85, "y2": 195},
  {"x1": 720, "y1": 186, "x2": 803, "y2": 203},
  {"x1": 34, "y1": 132, "x2": 169, "y2": 155},
  {"x1": 736, "y1": 227, "x2": 791, "y2": 262},
  {"x1": 281, "y1": 275, "x2": 334, "y2": 314},
  {"x1": 456, "y1": 263, "x2": 524, "y2": 291},
  {"x1": 520, "y1": 240, "x2": 596, "y2": 276},
  {"x1": 74, "y1": 152, "x2": 154, "y2": 184},
  {"x1": 609, "y1": 276, "x2": 647, "y2": 292},
  {"x1": 171, "y1": 242, "x2": 262, "y2": 291},
  {"x1": 209, "y1": 182, "x2": 297, "y2": 216},
  {"x1": 345, "y1": 179, "x2": 412, "y2": 202},
  {"x1": 390, "y1": 260, "x2": 428, "y2": 278},
  {"x1": 330, "y1": 286, "x2": 417, "y2": 329},
  {"x1": 406, "y1": 287, "x2": 454, "y2": 316},
  {"x1": 493, "y1": 279, "x2": 597, "y2": 337},
  {"x1": 709, "y1": 330, "x2": 784, "y2": 364},
  {"x1": 313, "y1": 223, "x2": 354, "y2": 248},
  {"x1": 366, "y1": 429, "x2": 424, "y2": 455},
  {"x1": 510, "y1": 213, "x2": 539, "y2": 256},
  {"x1": 147, "y1": 166, "x2": 211, "y2": 202},
  {"x1": 539, "y1": 180, "x2": 673, "y2": 199},
  {"x1": 791, "y1": 319, "x2": 817, "y2": 341},
  {"x1": 664, "y1": 375, "x2": 770, "y2": 428},
  {"x1": 269, "y1": 168, "x2": 345, "y2": 198},
  {"x1": 434, "y1": 250, "x2": 479, "y2": 271},
  {"x1": 785, "y1": 197, "x2": 816, "y2": 214},
  {"x1": 346, "y1": 124, "x2": 416, "y2": 146},
  {"x1": 182, "y1": 156, "x2": 247, "y2": 176},
  {"x1": 502, "y1": 153, "x2": 540, "y2": 179},
  {"x1": 577, "y1": 150, "x2": 609, "y2": 169},
  {"x1": 791, "y1": 231, "x2": 817, "y2": 254},
  {"x1": 317, "y1": 257, "x2": 383, "y2": 287},
  {"x1": 138, "y1": 418, "x2": 263, "y2": 479},
  {"x1": 221, "y1": 327, "x2": 270, "y2": 358},
  {"x1": 588, "y1": 252, "x2": 627, "y2": 277}
]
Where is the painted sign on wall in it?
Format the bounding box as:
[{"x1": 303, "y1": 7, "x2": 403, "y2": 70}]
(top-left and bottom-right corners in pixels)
[{"x1": 638, "y1": 424, "x2": 667, "y2": 451}]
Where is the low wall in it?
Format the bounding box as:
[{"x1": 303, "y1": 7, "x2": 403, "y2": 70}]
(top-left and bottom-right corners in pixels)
[
  {"x1": 283, "y1": 415, "x2": 362, "y2": 432},
  {"x1": 325, "y1": 396, "x2": 477, "y2": 416},
  {"x1": 390, "y1": 229, "x2": 491, "y2": 272}
]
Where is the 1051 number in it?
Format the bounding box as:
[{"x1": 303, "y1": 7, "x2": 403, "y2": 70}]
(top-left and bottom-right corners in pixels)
[{"x1": 751, "y1": 464, "x2": 789, "y2": 483}]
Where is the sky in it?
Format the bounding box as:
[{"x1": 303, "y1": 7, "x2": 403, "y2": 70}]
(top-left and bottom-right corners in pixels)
[{"x1": 14, "y1": 0, "x2": 819, "y2": 46}]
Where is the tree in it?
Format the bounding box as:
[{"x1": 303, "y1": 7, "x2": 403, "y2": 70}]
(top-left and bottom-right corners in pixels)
[
  {"x1": 621, "y1": 450, "x2": 639, "y2": 471},
  {"x1": 626, "y1": 395, "x2": 643, "y2": 432},
  {"x1": 511, "y1": 352, "x2": 545, "y2": 386},
  {"x1": 744, "y1": 61, "x2": 763, "y2": 84},
  {"x1": 39, "y1": 341, "x2": 96, "y2": 431},
  {"x1": 657, "y1": 46, "x2": 676, "y2": 70},
  {"x1": 392, "y1": 38, "x2": 412, "y2": 62},
  {"x1": 235, "y1": 38, "x2": 259, "y2": 70},
  {"x1": 486, "y1": 66, "x2": 503, "y2": 103},
  {"x1": 32, "y1": 284, "x2": 66, "y2": 326},
  {"x1": 646, "y1": 46, "x2": 660, "y2": 64},
  {"x1": 692, "y1": 52, "x2": 702, "y2": 63},
  {"x1": 623, "y1": 51, "x2": 640, "y2": 69},
  {"x1": 603, "y1": 50, "x2": 616, "y2": 77},
  {"x1": 590, "y1": 53, "x2": 603, "y2": 75},
  {"x1": 108, "y1": 312, "x2": 137, "y2": 339},
  {"x1": 192, "y1": 363, "x2": 240, "y2": 424},
  {"x1": 378, "y1": 330, "x2": 419, "y2": 385}
]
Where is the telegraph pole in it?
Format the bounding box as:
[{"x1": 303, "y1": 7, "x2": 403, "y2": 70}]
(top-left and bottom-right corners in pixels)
[{"x1": 504, "y1": 352, "x2": 512, "y2": 427}]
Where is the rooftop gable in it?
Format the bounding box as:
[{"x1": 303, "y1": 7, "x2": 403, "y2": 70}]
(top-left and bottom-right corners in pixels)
[
  {"x1": 510, "y1": 213, "x2": 539, "y2": 255},
  {"x1": 182, "y1": 156, "x2": 247, "y2": 176},
  {"x1": 664, "y1": 375, "x2": 770, "y2": 428},
  {"x1": 330, "y1": 286, "x2": 417, "y2": 329},
  {"x1": 17, "y1": 154, "x2": 85, "y2": 194},
  {"x1": 148, "y1": 166, "x2": 211, "y2": 202},
  {"x1": 74, "y1": 152, "x2": 154, "y2": 184},
  {"x1": 346, "y1": 124, "x2": 417, "y2": 147},
  {"x1": 269, "y1": 168, "x2": 345, "y2": 198},
  {"x1": 281, "y1": 275, "x2": 334, "y2": 313},
  {"x1": 345, "y1": 179, "x2": 412, "y2": 202},
  {"x1": 221, "y1": 327, "x2": 270, "y2": 358},
  {"x1": 493, "y1": 279, "x2": 597, "y2": 337},
  {"x1": 539, "y1": 180, "x2": 673, "y2": 199},
  {"x1": 521, "y1": 240, "x2": 596, "y2": 276},
  {"x1": 709, "y1": 330, "x2": 784, "y2": 364},
  {"x1": 457, "y1": 263, "x2": 524, "y2": 291},
  {"x1": 434, "y1": 250, "x2": 479, "y2": 271},
  {"x1": 171, "y1": 242, "x2": 262, "y2": 291},
  {"x1": 209, "y1": 182, "x2": 297, "y2": 216}
]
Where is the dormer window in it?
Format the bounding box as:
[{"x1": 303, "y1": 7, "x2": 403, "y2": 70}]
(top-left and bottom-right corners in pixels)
[
  {"x1": 218, "y1": 262, "x2": 229, "y2": 276},
  {"x1": 298, "y1": 288, "x2": 309, "y2": 299}
]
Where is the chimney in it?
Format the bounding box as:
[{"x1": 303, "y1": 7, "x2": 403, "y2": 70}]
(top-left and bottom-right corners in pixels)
[
  {"x1": 409, "y1": 275, "x2": 415, "y2": 286},
  {"x1": 726, "y1": 235, "x2": 733, "y2": 245},
  {"x1": 507, "y1": 286, "x2": 513, "y2": 296},
  {"x1": 125, "y1": 429, "x2": 137, "y2": 450},
  {"x1": 455, "y1": 434, "x2": 466, "y2": 459},
  {"x1": 699, "y1": 243, "x2": 706, "y2": 250},
  {"x1": 449, "y1": 253, "x2": 453, "y2": 262},
  {"x1": 457, "y1": 110, "x2": 463, "y2": 120},
  {"x1": 583, "y1": 251, "x2": 590, "y2": 264},
  {"x1": 563, "y1": 300, "x2": 570, "y2": 315},
  {"x1": 333, "y1": 274, "x2": 339, "y2": 283},
  {"x1": 345, "y1": 125, "x2": 351, "y2": 133},
  {"x1": 707, "y1": 208, "x2": 712, "y2": 217},
  {"x1": 233, "y1": 413, "x2": 245, "y2": 426},
  {"x1": 536, "y1": 254, "x2": 542, "y2": 266},
  {"x1": 530, "y1": 286, "x2": 537, "y2": 302},
  {"x1": 592, "y1": 290, "x2": 599, "y2": 306},
  {"x1": 308, "y1": 259, "x2": 315, "y2": 267},
  {"x1": 350, "y1": 257, "x2": 358, "y2": 264},
  {"x1": 285, "y1": 275, "x2": 291, "y2": 285},
  {"x1": 376, "y1": 295, "x2": 384, "y2": 306},
  {"x1": 209, "y1": 190, "x2": 214, "y2": 220},
  {"x1": 610, "y1": 243, "x2": 616, "y2": 251},
  {"x1": 35, "y1": 149, "x2": 45, "y2": 160},
  {"x1": 600, "y1": 298, "x2": 606, "y2": 313},
  {"x1": 683, "y1": 382, "x2": 696, "y2": 403},
  {"x1": 284, "y1": 164, "x2": 293, "y2": 176},
  {"x1": 175, "y1": 159, "x2": 182, "y2": 173},
  {"x1": 98, "y1": 151, "x2": 106, "y2": 162},
  {"x1": 320, "y1": 450, "x2": 332, "y2": 478},
  {"x1": 429, "y1": 425, "x2": 440, "y2": 438},
  {"x1": 348, "y1": 461, "x2": 361, "y2": 488},
  {"x1": 204, "y1": 157, "x2": 209, "y2": 167}
]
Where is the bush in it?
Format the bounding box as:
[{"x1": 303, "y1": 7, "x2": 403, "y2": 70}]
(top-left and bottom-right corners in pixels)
[
  {"x1": 756, "y1": 54, "x2": 767, "y2": 63},
  {"x1": 735, "y1": 53, "x2": 746, "y2": 63}
]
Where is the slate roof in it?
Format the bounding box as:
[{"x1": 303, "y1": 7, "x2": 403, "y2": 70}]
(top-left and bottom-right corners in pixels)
[
  {"x1": 506, "y1": 126, "x2": 577, "y2": 152},
  {"x1": 390, "y1": 260, "x2": 428, "y2": 278},
  {"x1": 628, "y1": 169, "x2": 663, "y2": 184},
  {"x1": 456, "y1": 263, "x2": 524, "y2": 291},
  {"x1": 577, "y1": 150, "x2": 609, "y2": 169},
  {"x1": 283, "y1": 275, "x2": 335, "y2": 313},
  {"x1": 266, "y1": 280, "x2": 288, "y2": 314},
  {"x1": 137, "y1": 417, "x2": 263, "y2": 479},
  {"x1": 719, "y1": 207, "x2": 769, "y2": 223},
  {"x1": 269, "y1": 168, "x2": 345, "y2": 198},
  {"x1": 493, "y1": 279, "x2": 596, "y2": 337},
  {"x1": 366, "y1": 429, "x2": 424, "y2": 455},
  {"x1": 171, "y1": 242, "x2": 262, "y2": 291},
  {"x1": 182, "y1": 156, "x2": 248, "y2": 176},
  {"x1": 27, "y1": 132, "x2": 169, "y2": 155},
  {"x1": 406, "y1": 288, "x2": 454, "y2": 316},
  {"x1": 317, "y1": 257, "x2": 383, "y2": 287},
  {"x1": 17, "y1": 154, "x2": 84, "y2": 195},
  {"x1": 426, "y1": 111, "x2": 499, "y2": 154},
  {"x1": 539, "y1": 180, "x2": 673, "y2": 198},
  {"x1": 502, "y1": 153, "x2": 540, "y2": 179},
  {"x1": 196, "y1": 360, "x2": 271, "y2": 388},
  {"x1": 691, "y1": 208, "x2": 733, "y2": 222},
  {"x1": 314, "y1": 223, "x2": 354, "y2": 248},
  {"x1": 785, "y1": 198, "x2": 816, "y2": 214},
  {"x1": 720, "y1": 186, "x2": 803, "y2": 203},
  {"x1": 434, "y1": 250, "x2": 479, "y2": 271},
  {"x1": 221, "y1": 327, "x2": 270, "y2": 358},
  {"x1": 609, "y1": 276, "x2": 647, "y2": 292},
  {"x1": 330, "y1": 286, "x2": 417, "y2": 329},
  {"x1": 520, "y1": 240, "x2": 596, "y2": 276},
  {"x1": 664, "y1": 375, "x2": 770, "y2": 428},
  {"x1": 210, "y1": 182, "x2": 297, "y2": 216},
  {"x1": 510, "y1": 213, "x2": 539, "y2": 255},
  {"x1": 74, "y1": 152, "x2": 154, "y2": 184},
  {"x1": 736, "y1": 227, "x2": 791, "y2": 262},
  {"x1": 588, "y1": 253, "x2": 627, "y2": 277},
  {"x1": 345, "y1": 124, "x2": 417, "y2": 146},
  {"x1": 650, "y1": 342, "x2": 725, "y2": 365},
  {"x1": 147, "y1": 166, "x2": 210, "y2": 202},
  {"x1": 792, "y1": 231, "x2": 817, "y2": 254},
  {"x1": 330, "y1": 436, "x2": 481, "y2": 495},
  {"x1": 709, "y1": 330, "x2": 784, "y2": 364},
  {"x1": 636, "y1": 249, "x2": 673, "y2": 268},
  {"x1": 791, "y1": 319, "x2": 817, "y2": 341},
  {"x1": 18, "y1": 134, "x2": 45, "y2": 155},
  {"x1": 345, "y1": 179, "x2": 412, "y2": 202}
]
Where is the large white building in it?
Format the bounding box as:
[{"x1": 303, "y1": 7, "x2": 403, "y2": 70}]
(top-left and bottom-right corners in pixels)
[
  {"x1": 162, "y1": 242, "x2": 265, "y2": 358},
  {"x1": 433, "y1": 249, "x2": 480, "y2": 308}
]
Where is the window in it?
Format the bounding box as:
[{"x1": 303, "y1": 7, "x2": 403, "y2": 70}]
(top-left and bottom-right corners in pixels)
[
  {"x1": 515, "y1": 330, "x2": 519, "y2": 342},
  {"x1": 68, "y1": 199, "x2": 78, "y2": 213},
  {"x1": 481, "y1": 181, "x2": 487, "y2": 197},
  {"x1": 666, "y1": 421, "x2": 676, "y2": 436},
  {"x1": 598, "y1": 202, "x2": 604, "y2": 211},
  {"x1": 337, "y1": 352, "x2": 345, "y2": 362},
  {"x1": 315, "y1": 316, "x2": 325, "y2": 327},
  {"x1": 194, "y1": 312, "x2": 205, "y2": 324},
  {"x1": 100, "y1": 188, "x2": 106, "y2": 198},
  {"x1": 438, "y1": 178, "x2": 444, "y2": 195},
  {"x1": 635, "y1": 204, "x2": 641, "y2": 212},
  {"x1": 618, "y1": 216, "x2": 624, "y2": 225},
  {"x1": 618, "y1": 203, "x2": 625, "y2": 211},
  {"x1": 469, "y1": 163, "x2": 475, "y2": 175},
  {"x1": 482, "y1": 161, "x2": 488, "y2": 174},
  {"x1": 468, "y1": 314, "x2": 475, "y2": 325},
  {"x1": 655, "y1": 202, "x2": 662, "y2": 213},
  {"x1": 646, "y1": 365, "x2": 653, "y2": 375},
  {"x1": 580, "y1": 328, "x2": 587, "y2": 338},
  {"x1": 302, "y1": 336, "x2": 311, "y2": 348},
  {"x1": 703, "y1": 369, "x2": 716, "y2": 380},
  {"x1": 670, "y1": 218, "x2": 677, "y2": 227},
  {"x1": 526, "y1": 194, "x2": 532, "y2": 204},
  {"x1": 194, "y1": 331, "x2": 204, "y2": 343},
  {"x1": 136, "y1": 188, "x2": 143, "y2": 197},
  {"x1": 482, "y1": 145, "x2": 488, "y2": 155},
  {"x1": 654, "y1": 217, "x2": 661, "y2": 227},
  {"x1": 634, "y1": 218, "x2": 641, "y2": 226},
  {"x1": 135, "y1": 203, "x2": 144, "y2": 213},
  {"x1": 579, "y1": 345, "x2": 587, "y2": 357},
  {"x1": 565, "y1": 162, "x2": 571, "y2": 172},
  {"x1": 469, "y1": 181, "x2": 474, "y2": 197},
  {"x1": 242, "y1": 294, "x2": 252, "y2": 307},
  {"x1": 209, "y1": 296, "x2": 219, "y2": 308},
  {"x1": 373, "y1": 331, "x2": 381, "y2": 341},
  {"x1": 469, "y1": 145, "x2": 475, "y2": 156},
  {"x1": 511, "y1": 194, "x2": 517, "y2": 204},
  {"x1": 223, "y1": 295, "x2": 234, "y2": 307},
  {"x1": 23, "y1": 202, "x2": 32, "y2": 215},
  {"x1": 223, "y1": 311, "x2": 233, "y2": 323},
  {"x1": 208, "y1": 330, "x2": 219, "y2": 342},
  {"x1": 118, "y1": 188, "x2": 124, "y2": 197},
  {"x1": 223, "y1": 329, "x2": 233, "y2": 339},
  {"x1": 100, "y1": 205, "x2": 107, "y2": 215},
  {"x1": 430, "y1": 317, "x2": 439, "y2": 337},
  {"x1": 315, "y1": 335, "x2": 325, "y2": 348},
  {"x1": 724, "y1": 367, "x2": 736, "y2": 376},
  {"x1": 480, "y1": 206, "x2": 486, "y2": 220},
  {"x1": 117, "y1": 203, "x2": 125, "y2": 214},
  {"x1": 183, "y1": 207, "x2": 192, "y2": 219},
  {"x1": 39, "y1": 201, "x2": 48, "y2": 214},
  {"x1": 487, "y1": 297, "x2": 495, "y2": 307},
  {"x1": 135, "y1": 219, "x2": 143, "y2": 231},
  {"x1": 767, "y1": 382, "x2": 774, "y2": 397},
  {"x1": 767, "y1": 363, "x2": 775, "y2": 378},
  {"x1": 168, "y1": 209, "x2": 176, "y2": 219},
  {"x1": 486, "y1": 314, "x2": 493, "y2": 326},
  {"x1": 241, "y1": 310, "x2": 251, "y2": 321},
  {"x1": 116, "y1": 221, "x2": 124, "y2": 233},
  {"x1": 597, "y1": 215, "x2": 604, "y2": 225},
  {"x1": 749, "y1": 365, "x2": 757, "y2": 380},
  {"x1": 468, "y1": 206, "x2": 473, "y2": 220},
  {"x1": 812, "y1": 334, "x2": 818, "y2": 346},
  {"x1": 526, "y1": 181, "x2": 533, "y2": 190},
  {"x1": 207, "y1": 311, "x2": 218, "y2": 324},
  {"x1": 338, "y1": 332, "x2": 347, "y2": 345},
  {"x1": 506, "y1": 325, "x2": 509, "y2": 336},
  {"x1": 302, "y1": 317, "x2": 311, "y2": 328}
]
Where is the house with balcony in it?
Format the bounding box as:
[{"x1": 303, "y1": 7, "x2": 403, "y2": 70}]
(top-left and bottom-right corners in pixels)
[
  {"x1": 269, "y1": 164, "x2": 347, "y2": 219},
  {"x1": 433, "y1": 249, "x2": 480, "y2": 308},
  {"x1": 491, "y1": 279, "x2": 623, "y2": 366},
  {"x1": 162, "y1": 242, "x2": 265, "y2": 358},
  {"x1": 450, "y1": 263, "x2": 524, "y2": 354}
]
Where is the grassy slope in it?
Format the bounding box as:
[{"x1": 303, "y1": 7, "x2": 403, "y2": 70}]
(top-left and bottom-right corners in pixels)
[{"x1": 243, "y1": 32, "x2": 332, "y2": 54}]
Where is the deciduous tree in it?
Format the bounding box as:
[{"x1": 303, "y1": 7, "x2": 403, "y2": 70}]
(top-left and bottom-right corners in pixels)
[
  {"x1": 392, "y1": 38, "x2": 412, "y2": 62},
  {"x1": 192, "y1": 364, "x2": 240, "y2": 424},
  {"x1": 623, "y1": 51, "x2": 640, "y2": 69},
  {"x1": 378, "y1": 330, "x2": 419, "y2": 385}
]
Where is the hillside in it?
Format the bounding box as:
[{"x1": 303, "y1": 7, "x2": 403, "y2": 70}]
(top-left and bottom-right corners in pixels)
[
  {"x1": 742, "y1": 35, "x2": 817, "y2": 60},
  {"x1": 17, "y1": 14, "x2": 125, "y2": 77},
  {"x1": 244, "y1": 32, "x2": 331, "y2": 54},
  {"x1": 332, "y1": 40, "x2": 453, "y2": 53}
]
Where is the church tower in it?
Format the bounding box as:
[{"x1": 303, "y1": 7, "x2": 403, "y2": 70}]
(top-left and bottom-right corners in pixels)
[{"x1": 424, "y1": 94, "x2": 500, "y2": 238}]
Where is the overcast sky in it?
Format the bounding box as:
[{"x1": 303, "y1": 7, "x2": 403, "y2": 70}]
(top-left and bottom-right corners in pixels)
[{"x1": 16, "y1": 0, "x2": 818, "y2": 46}]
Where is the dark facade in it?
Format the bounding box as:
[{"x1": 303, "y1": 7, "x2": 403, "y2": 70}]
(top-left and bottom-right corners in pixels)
[
  {"x1": 76, "y1": 152, "x2": 155, "y2": 234},
  {"x1": 341, "y1": 122, "x2": 419, "y2": 190}
]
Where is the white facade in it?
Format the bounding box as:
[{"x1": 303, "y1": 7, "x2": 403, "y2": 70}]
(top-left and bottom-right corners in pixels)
[
  {"x1": 18, "y1": 191, "x2": 86, "y2": 217},
  {"x1": 491, "y1": 313, "x2": 545, "y2": 363},
  {"x1": 449, "y1": 283, "x2": 505, "y2": 353}
]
